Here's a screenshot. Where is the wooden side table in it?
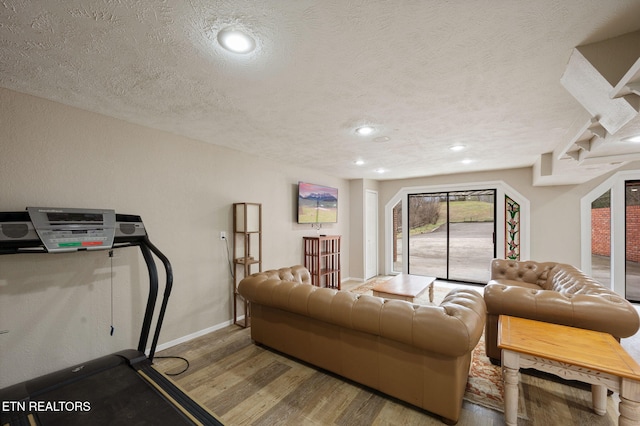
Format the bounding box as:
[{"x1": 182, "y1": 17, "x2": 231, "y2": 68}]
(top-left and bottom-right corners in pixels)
[{"x1": 498, "y1": 315, "x2": 640, "y2": 426}]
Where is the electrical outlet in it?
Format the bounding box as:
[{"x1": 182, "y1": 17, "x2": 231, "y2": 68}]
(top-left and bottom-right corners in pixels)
[{"x1": 220, "y1": 231, "x2": 226, "y2": 240}]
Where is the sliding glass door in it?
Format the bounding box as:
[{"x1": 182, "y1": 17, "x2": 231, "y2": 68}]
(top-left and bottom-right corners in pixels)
[
  {"x1": 626, "y1": 181, "x2": 640, "y2": 302},
  {"x1": 408, "y1": 190, "x2": 495, "y2": 283},
  {"x1": 391, "y1": 200, "x2": 403, "y2": 273},
  {"x1": 407, "y1": 193, "x2": 448, "y2": 278}
]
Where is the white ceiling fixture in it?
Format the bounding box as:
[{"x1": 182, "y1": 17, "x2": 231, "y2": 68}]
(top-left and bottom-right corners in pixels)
[
  {"x1": 217, "y1": 28, "x2": 256, "y2": 54},
  {"x1": 354, "y1": 159, "x2": 365, "y2": 165},
  {"x1": 449, "y1": 145, "x2": 466, "y2": 152},
  {"x1": 623, "y1": 135, "x2": 640, "y2": 143},
  {"x1": 355, "y1": 126, "x2": 375, "y2": 136}
]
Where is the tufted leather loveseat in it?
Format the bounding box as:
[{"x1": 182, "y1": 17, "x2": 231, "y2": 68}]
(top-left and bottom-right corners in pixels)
[
  {"x1": 484, "y1": 259, "x2": 640, "y2": 363},
  {"x1": 238, "y1": 265, "x2": 486, "y2": 424}
]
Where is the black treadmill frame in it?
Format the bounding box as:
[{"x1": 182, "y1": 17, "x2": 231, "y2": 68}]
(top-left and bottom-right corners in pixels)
[{"x1": 0, "y1": 212, "x2": 222, "y2": 425}]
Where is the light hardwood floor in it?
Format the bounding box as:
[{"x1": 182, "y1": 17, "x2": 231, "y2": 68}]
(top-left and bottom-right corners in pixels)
[{"x1": 155, "y1": 281, "x2": 630, "y2": 425}]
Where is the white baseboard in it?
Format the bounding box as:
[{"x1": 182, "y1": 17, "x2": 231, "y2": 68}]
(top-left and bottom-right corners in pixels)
[{"x1": 152, "y1": 318, "x2": 240, "y2": 353}]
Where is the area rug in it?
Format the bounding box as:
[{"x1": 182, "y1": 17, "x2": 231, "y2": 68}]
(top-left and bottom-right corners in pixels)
[{"x1": 349, "y1": 278, "x2": 528, "y2": 419}]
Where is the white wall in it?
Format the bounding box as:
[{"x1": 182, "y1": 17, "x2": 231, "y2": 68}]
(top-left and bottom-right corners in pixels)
[{"x1": 0, "y1": 88, "x2": 350, "y2": 387}]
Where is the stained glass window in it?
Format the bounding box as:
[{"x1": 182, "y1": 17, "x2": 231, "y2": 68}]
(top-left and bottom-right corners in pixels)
[{"x1": 505, "y1": 196, "x2": 520, "y2": 260}]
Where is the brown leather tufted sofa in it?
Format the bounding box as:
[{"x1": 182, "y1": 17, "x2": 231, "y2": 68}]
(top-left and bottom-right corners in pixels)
[
  {"x1": 238, "y1": 266, "x2": 486, "y2": 424},
  {"x1": 484, "y1": 259, "x2": 640, "y2": 363}
]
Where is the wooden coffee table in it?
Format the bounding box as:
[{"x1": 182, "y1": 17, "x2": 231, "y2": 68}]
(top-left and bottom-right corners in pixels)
[
  {"x1": 372, "y1": 274, "x2": 435, "y2": 303},
  {"x1": 498, "y1": 315, "x2": 640, "y2": 426}
]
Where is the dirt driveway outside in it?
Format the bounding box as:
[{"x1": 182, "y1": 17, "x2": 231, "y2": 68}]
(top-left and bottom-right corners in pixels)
[{"x1": 405, "y1": 222, "x2": 495, "y2": 283}]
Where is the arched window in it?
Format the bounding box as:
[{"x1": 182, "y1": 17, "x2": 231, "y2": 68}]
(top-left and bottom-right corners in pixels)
[{"x1": 581, "y1": 170, "x2": 640, "y2": 300}]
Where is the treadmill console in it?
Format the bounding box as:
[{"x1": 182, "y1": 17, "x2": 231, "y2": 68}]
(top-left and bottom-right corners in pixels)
[
  {"x1": 28, "y1": 207, "x2": 116, "y2": 253},
  {"x1": 0, "y1": 208, "x2": 147, "y2": 253}
]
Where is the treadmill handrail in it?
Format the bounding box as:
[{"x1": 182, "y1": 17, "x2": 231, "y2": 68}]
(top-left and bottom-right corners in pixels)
[
  {"x1": 0, "y1": 211, "x2": 172, "y2": 364},
  {"x1": 143, "y1": 235, "x2": 173, "y2": 361}
]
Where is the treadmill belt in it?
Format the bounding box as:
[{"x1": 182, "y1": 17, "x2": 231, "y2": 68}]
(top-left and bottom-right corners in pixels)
[{"x1": 2, "y1": 363, "x2": 209, "y2": 425}]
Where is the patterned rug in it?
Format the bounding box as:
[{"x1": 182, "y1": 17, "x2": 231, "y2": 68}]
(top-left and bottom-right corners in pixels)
[{"x1": 350, "y1": 277, "x2": 527, "y2": 419}]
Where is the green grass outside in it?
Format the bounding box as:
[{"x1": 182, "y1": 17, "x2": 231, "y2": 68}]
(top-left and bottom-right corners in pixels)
[{"x1": 409, "y1": 201, "x2": 493, "y2": 235}]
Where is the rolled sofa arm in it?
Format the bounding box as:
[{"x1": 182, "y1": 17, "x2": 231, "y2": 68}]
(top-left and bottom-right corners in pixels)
[{"x1": 484, "y1": 284, "x2": 640, "y2": 337}]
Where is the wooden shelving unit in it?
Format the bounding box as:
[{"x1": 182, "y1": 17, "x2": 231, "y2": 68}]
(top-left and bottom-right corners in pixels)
[
  {"x1": 303, "y1": 235, "x2": 341, "y2": 289},
  {"x1": 233, "y1": 202, "x2": 262, "y2": 327}
]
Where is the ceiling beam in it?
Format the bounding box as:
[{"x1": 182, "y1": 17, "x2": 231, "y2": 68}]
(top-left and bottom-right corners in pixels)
[{"x1": 578, "y1": 152, "x2": 640, "y2": 165}]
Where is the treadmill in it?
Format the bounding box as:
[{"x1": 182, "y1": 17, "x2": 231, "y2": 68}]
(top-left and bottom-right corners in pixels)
[{"x1": 0, "y1": 208, "x2": 222, "y2": 425}]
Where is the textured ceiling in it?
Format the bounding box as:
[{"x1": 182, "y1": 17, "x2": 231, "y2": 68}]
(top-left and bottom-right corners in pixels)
[{"x1": 1, "y1": 0, "x2": 640, "y2": 184}]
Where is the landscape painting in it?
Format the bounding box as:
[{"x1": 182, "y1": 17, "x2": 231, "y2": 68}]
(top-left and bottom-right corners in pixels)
[{"x1": 298, "y1": 182, "x2": 338, "y2": 223}]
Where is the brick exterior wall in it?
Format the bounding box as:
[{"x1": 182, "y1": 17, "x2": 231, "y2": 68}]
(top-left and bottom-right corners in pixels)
[
  {"x1": 591, "y1": 206, "x2": 640, "y2": 263},
  {"x1": 591, "y1": 207, "x2": 611, "y2": 257},
  {"x1": 628, "y1": 205, "x2": 640, "y2": 263}
]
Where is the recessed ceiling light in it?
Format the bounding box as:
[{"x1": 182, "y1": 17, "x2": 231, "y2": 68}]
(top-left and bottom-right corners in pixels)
[
  {"x1": 356, "y1": 126, "x2": 375, "y2": 136},
  {"x1": 450, "y1": 145, "x2": 466, "y2": 151},
  {"x1": 217, "y1": 28, "x2": 256, "y2": 53},
  {"x1": 622, "y1": 135, "x2": 640, "y2": 143},
  {"x1": 375, "y1": 168, "x2": 386, "y2": 174},
  {"x1": 461, "y1": 159, "x2": 473, "y2": 165},
  {"x1": 354, "y1": 160, "x2": 365, "y2": 166}
]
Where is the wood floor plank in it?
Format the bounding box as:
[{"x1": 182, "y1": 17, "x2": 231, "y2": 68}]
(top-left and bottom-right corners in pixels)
[
  {"x1": 157, "y1": 321, "x2": 623, "y2": 425},
  {"x1": 371, "y1": 399, "x2": 434, "y2": 425},
  {"x1": 162, "y1": 328, "x2": 255, "y2": 383},
  {"x1": 220, "y1": 359, "x2": 318, "y2": 425},
  {"x1": 225, "y1": 369, "x2": 329, "y2": 425},
  {"x1": 456, "y1": 401, "x2": 503, "y2": 426},
  {"x1": 211, "y1": 360, "x2": 291, "y2": 416},
  {"x1": 250, "y1": 371, "x2": 337, "y2": 425},
  {"x1": 185, "y1": 347, "x2": 283, "y2": 400},
  {"x1": 303, "y1": 377, "x2": 362, "y2": 425},
  {"x1": 334, "y1": 388, "x2": 386, "y2": 425}
]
